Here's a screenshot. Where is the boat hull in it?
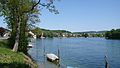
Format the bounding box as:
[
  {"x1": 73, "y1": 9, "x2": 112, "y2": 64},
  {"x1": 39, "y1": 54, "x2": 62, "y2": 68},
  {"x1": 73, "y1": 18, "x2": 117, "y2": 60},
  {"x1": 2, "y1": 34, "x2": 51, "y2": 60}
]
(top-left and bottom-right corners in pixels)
[{"x1": 46, "y1": 54, "x2": 59, "y2": 63}]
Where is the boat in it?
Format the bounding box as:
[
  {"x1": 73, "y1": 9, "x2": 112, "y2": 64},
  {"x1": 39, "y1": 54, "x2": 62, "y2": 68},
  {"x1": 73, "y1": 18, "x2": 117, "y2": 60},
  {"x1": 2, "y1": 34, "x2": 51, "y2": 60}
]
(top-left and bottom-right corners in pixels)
[
  {"x1": 46, "y1": 48, "x2": 60, "y2": 64},
  {"x1": 33, "y1": 35, "x2": 37, "y2": 39},
  {"x1": 28, "y1": 43, "x2": 33, "y2": 48},
  {"x1": 28, "y1": 31, "x2": 37, "y2": 39},
  {"x1": 46, "y1": 53, "x2": 59, "y2": 62},
  {"x1": 41, "y1": 32, "x2": 45, "y2": 39}
]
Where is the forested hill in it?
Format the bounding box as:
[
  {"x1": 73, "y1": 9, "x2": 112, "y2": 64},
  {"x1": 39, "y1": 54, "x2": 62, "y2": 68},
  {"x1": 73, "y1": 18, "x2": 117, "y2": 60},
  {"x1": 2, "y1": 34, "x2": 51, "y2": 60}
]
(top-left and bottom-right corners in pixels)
[
  {"x1": 31, "y1": 27, "x2": 107, "y2": 38},
  {"x1": 0, "y1": 27, "x2": 108, "y2": 38},
  {"x1": 73, "y1": 31, "x2": 107, "y2": 34},
  {"x1": 33, "y1": 27, "x2": 71, "y2": 33},
  {"x1": 31, "y1": 27, "x2": 71, "y2": 38},
  {"x1": 32, "y1": 27, "x2": 107, "y2": 34},
  {"x1": 105, "y1": 29, "x2": 120, "y2": 39}
]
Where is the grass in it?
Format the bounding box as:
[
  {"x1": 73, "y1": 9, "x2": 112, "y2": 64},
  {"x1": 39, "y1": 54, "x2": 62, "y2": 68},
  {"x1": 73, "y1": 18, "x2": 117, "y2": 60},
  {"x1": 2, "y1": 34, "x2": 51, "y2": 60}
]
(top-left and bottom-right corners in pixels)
[
  {"x1": 0, "y1": 40, "x2": 38, "y2": 68},
  {"x1": 0, "y1": 48, "x2": 23, "y2": 63},
  {"x1": 0, "y1": 39, "x2": 9, "y2": 48},
  {"x1": 0, "y1": 48, "x2": 31, "y2": 68}
]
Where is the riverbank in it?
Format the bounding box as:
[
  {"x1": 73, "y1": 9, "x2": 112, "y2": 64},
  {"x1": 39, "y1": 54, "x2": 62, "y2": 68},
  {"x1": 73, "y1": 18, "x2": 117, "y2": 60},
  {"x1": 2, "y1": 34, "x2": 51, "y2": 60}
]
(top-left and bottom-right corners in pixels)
[{"x1": 0, "y1": 39, "x2": 38, "y2": 68}]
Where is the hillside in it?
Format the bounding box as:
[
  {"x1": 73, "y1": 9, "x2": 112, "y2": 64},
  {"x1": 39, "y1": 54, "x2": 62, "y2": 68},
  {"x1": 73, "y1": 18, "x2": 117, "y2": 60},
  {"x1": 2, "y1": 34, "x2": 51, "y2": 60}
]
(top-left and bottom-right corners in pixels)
[
  {"x1": 31, "y1": 27, "x2": 107, "y2": 38},
  {"x1": 73, "y1": 31, "x2": 107, "y2": 34}
]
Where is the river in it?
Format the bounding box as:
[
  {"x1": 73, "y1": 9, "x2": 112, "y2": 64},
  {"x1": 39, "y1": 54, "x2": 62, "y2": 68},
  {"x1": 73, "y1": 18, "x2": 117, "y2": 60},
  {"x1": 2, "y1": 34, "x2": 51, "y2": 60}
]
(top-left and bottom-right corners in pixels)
[{"x1": 28, "y1": 37, "x2": 120, "y2": 68}]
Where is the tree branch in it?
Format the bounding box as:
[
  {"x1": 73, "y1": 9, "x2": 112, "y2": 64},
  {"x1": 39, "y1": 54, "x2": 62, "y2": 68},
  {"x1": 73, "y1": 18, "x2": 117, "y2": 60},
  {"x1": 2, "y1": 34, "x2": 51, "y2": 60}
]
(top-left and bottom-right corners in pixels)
[{"x1": 23, "y1": 0, "x2": 41, "y2": 13}]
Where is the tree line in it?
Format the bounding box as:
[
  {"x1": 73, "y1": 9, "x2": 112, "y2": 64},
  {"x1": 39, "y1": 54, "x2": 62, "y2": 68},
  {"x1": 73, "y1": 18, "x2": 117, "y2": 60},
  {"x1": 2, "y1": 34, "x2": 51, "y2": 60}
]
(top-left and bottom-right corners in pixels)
[
  {"x1": 31, "y1": 27, "x2": 71, "y2": 38},
  {"x1": 105, "y1": 29, "x2": 120, "y2": 39},
  {"x1": 31, "y1": 27, "x2": 106, "y2": 38}
]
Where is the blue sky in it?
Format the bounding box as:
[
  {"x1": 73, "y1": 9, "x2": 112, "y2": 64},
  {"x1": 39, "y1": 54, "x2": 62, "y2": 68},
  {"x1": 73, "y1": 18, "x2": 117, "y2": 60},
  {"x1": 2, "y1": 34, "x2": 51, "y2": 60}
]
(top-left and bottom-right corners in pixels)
[{"x1": 0, "y1": 0, "x2": 120, "y2": 32}]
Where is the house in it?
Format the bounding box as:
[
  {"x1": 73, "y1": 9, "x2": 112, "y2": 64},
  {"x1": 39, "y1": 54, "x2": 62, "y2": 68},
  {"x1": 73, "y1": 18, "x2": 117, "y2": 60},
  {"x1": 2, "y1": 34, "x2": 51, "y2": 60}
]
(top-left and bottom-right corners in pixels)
[{"x1": 0, "y1": 27, "x2": 10, "y2": 37}]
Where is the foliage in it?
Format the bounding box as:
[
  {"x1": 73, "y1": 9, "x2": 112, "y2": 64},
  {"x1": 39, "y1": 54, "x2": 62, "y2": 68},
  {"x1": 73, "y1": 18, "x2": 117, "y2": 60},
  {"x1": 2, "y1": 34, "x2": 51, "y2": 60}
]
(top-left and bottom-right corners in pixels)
[
  {"x1": 82, "y1": 33, "x2": 88, "y2": 38},
  {"x1": 31, "y1": 27, "x2": 72, "y2": 38},
  {"x1": 105, "y1": 29, "x2": 120, "y2": 39},
  {"x1": 51, "y1": 30, "x2": 71, "y2": 33},
  {"x1": 31, "y1": 27, "x2": 106, "y2": 38},
  {"x1": 0, "y1": 0, "x2": 59, "y2": 53},
  {"x1": 0, "y1": 27, "x2": 6, "y2": 37},
  {"x1": 8, "y1": 32, "x2": 16, "y2": 49},
  {"x1": 31, "y1": 27, "x2": 53, "y2": 38},
  {"x1": 0, "y1": 0, "x2": 40, "y2": 53},
  {"x1": 73, "y1": 31, "x2": 106, "y2": 37},
  {"x1": 44, "y1": 31, "x2": 53, "y2": 38}
]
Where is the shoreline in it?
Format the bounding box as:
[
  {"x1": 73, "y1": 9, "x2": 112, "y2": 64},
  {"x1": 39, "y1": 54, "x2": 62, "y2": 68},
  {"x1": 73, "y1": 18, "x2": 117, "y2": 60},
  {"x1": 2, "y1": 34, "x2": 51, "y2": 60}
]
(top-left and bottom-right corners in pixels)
[{"x1": 22, "y1": 53, "x2": 38, "y2": 68}]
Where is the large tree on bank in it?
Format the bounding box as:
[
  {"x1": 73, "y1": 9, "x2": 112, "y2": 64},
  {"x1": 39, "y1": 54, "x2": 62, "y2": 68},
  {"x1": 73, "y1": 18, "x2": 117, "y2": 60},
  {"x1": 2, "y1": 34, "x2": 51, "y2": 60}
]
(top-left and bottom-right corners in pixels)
[{"x1": 0, "y1": 0, "x2": 59, "y2": 53}]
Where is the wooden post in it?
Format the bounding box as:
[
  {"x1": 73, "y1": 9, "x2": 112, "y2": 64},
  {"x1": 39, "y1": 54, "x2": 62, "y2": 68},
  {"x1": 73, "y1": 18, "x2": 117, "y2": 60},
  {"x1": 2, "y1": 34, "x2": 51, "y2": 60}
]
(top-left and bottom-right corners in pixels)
[
  {"x1": 105, "y1": 55, "x2": 109, "y2": 68},
  {"x1": 58, "y1": 48, "x2": 60, "y2": 66},
  {"x1": 58, "y1": 48, "x2": 60, "y2": 58}
]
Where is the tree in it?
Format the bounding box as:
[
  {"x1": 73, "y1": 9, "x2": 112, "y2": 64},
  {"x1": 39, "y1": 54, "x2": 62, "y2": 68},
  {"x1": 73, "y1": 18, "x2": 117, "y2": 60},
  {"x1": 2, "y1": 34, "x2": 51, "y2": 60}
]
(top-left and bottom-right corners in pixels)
[{"x1": 0, "y1": 0, "x2": 59, "y2": 53}]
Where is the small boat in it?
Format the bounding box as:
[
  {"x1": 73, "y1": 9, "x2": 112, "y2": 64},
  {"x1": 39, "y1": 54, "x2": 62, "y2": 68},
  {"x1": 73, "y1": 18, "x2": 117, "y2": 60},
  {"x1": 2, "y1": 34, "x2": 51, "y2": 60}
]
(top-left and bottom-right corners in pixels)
[
  {"x1": 41, "y1": 36, "x2": 45, "y2": 39},
  {"x1": 46, "y1": 53, "x2": 59, "y2": 62},
  {"x1": 33, "y1": 35, "x2": 37, "y2": 39},
  {"x1": 41, "y1": 32, "x2": 45, "y2": 39},
  {"x1": 28, "y1": 43, "x2": 33, "y2": 48},
  {"x1": 29, "y1": 31, "x2": 37, "y2": 39}
]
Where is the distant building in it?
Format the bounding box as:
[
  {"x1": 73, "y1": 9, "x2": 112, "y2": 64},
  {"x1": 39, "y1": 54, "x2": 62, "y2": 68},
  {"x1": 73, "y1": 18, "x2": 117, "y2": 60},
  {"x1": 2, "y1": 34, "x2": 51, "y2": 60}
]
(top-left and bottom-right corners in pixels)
[{"x1": 0, "y1": 27, "x2": 10, "y2": 37}]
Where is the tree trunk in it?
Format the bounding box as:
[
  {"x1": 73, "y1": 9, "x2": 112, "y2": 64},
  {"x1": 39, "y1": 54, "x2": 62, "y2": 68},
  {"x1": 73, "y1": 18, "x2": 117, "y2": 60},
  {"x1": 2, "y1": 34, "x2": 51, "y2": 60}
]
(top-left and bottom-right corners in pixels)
[
  {"x1": 12, "y1": 16, "x2": 20, "y2": 52},
  {"x1": 12, "y1": 0, "x2": 40, "y2": 52}
]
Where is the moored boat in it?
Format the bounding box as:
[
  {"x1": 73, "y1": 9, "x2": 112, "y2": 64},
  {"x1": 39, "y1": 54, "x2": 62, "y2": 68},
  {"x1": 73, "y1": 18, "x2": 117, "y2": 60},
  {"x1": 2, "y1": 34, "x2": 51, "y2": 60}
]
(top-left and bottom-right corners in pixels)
[
  {"x1": 28, "y1": 43, "x2": 33, "y2": 48},
  {"x1": 46, "y1": 53, "x2": 59, "y2": 62}
]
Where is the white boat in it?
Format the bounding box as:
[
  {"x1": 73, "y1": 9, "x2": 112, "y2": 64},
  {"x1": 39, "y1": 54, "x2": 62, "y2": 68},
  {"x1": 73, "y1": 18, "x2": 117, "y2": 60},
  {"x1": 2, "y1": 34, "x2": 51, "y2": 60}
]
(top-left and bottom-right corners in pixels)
[
  {"x1": 41, "y1": 32, "x2": 45, "y2": 39},
  {"x1": 28, "y1": 43, "x2": 33, "y2": 48},
  {"x1": 29, "y1": 31, "x2": 37, "y2": 39},
  {"x1": 33, "y1": 35, "x2": 37, "y2": 39},
  {"x1": 46, "y1": 53, "x2": 59, "y2": 62}
]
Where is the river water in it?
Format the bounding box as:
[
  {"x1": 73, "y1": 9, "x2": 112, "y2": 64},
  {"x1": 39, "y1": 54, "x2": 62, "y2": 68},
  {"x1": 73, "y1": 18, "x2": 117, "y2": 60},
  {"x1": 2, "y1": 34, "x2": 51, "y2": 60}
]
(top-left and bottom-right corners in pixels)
[{"x1": 28, "y1": 38, "x2": 120, "y2": 68}]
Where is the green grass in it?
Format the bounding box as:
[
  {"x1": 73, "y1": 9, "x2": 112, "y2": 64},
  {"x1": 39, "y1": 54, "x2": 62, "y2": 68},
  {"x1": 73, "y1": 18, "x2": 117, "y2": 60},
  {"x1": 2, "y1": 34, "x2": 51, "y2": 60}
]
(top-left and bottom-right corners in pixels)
[
  {"x1": 0, "y1": 39, "x2": 9, "y2": 48},
  {"x1": 0, "y1": 48, "x2": 31, "y2": 68},
  {"x1": 0, "y1": 40, "x2": 38, "y2": 68},
  {"x1": 0, "y1": 48, "x2": 23, "y2": 63}
]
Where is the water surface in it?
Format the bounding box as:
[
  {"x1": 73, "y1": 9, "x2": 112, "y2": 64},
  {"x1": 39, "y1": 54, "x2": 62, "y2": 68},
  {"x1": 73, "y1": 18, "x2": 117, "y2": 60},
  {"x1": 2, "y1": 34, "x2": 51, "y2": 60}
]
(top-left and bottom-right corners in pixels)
[{"x1": 28, "y1": 38, "x2": 120, "y2": 68}]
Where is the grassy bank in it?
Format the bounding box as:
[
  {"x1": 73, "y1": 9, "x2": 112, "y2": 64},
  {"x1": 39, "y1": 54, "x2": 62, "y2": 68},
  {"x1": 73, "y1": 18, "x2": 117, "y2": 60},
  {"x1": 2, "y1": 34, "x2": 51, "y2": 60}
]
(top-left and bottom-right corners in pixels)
[
  {"x1": 0, "y1": 39, "x2": 9, "y2": 48},
  {"x1": 0, "y1": 40, "x2": 38, "y2": 68}
]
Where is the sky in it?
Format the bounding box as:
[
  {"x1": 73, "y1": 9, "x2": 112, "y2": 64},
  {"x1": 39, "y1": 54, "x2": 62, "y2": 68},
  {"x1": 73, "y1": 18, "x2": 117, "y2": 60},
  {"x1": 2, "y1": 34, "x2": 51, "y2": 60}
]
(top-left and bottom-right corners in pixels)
[{"x1": 0, "y1": 0, "x2": 120, "y2": 32}]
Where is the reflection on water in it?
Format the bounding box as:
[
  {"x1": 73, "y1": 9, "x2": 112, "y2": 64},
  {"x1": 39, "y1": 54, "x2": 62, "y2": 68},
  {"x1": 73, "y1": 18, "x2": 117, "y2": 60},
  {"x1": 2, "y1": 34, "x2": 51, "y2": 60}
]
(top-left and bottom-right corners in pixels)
[{"x1": 28, "y1": 38, "x2": 120, "y2": 68}]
